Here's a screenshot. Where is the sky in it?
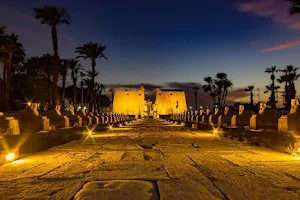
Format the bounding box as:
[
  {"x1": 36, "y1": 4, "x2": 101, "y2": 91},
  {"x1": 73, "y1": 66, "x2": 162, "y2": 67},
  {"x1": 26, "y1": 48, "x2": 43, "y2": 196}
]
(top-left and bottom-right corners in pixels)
[{"x1": 1, "y1": 0, "x2": 300, "y2": 108}]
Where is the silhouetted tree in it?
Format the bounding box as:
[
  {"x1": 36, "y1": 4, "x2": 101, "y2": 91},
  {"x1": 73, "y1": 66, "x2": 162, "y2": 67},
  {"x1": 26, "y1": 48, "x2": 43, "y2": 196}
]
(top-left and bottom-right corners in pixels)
[
  {"x1": 202, "y1": 76, "x2": 217, "y2": 106},
  {"x1": 192, "y1": 86, "x2": 200, "y2": 110},
  {"x1": 215, "y1": 73, "x2": 233, "y2": 108},
  {"x1": 286, "y1": 0, "x2": 300, "y2": 14},
  {"x1": 59, "y1": 59, "x2": 69, "y2": 109},
  {"x1": 265, "y1": 66, "x2": 277, "y2": 108},
  {"x1": 75, "y1": 42, "x2": 107, "y2": 111},
  {"x1": 34, "y1": 5, "x2": 71, "y2": 108},
  {"x1": 79, "y1": 71, "x2": 85, "y2": 106},
  {"x1": 1, "y1": 34, "x2": 25, "y2": 109},
  {"x1": 245, "y1": 85, "x2": 254, "y2": 108},
  {"x1": 69, "y1": 59, "x2": 82, "y2": 106},
  {"x1": 277, "y1": 65, "x2": 300, "y2": 108},
  {"x1": 264, "y1": 84, "x2": 280, "y2": 107}
]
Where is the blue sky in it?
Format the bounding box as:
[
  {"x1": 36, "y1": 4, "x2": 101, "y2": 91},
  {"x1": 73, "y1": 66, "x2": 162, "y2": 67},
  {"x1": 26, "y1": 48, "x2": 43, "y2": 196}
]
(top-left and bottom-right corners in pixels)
[{"x1": 1, "y1": 0, "x2": 300, "y2": 107}]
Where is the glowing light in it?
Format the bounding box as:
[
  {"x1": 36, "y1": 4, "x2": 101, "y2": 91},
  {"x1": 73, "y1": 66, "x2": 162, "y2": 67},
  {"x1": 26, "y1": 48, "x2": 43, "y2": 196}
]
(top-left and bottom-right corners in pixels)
[
  {"x1": 88, "y1": 131, "x2": 92, "y2": 135},
  {"x1": 84, "y1": 107, "x2": 87, "y2": 110},
  {"x1": 12, "y1": 159, "x2": 25, "y2": 164},
  {"x1": 119, "y1": 124, "x2": 123, "y2": 127},
  {"x1": 181, "y1": 122, "x2": 185, "y2": 126},
  {"x1": 214, "y1": 130, "x2": 218, "y2": 134},
  {"x1": 6, "y1": 153, "x2": 15, "y2": 161}
]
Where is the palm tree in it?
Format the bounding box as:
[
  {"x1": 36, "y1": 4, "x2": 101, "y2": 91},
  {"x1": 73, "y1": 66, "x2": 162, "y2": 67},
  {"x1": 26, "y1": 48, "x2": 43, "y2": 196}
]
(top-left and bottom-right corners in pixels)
[
  {"x1": 287, "y1": 0, "x2": 300, "y2": 14},
  {"x1": 213, "y1": 73, "x2": 233, "y2": 108},
  {"x1": 1, "y1": 34, "x2": 25, "y2": 109},
  {"x1": 215, "y1": 72, "x2": 228, "y2": 108},
  {"x1": 108, "y1": 88, "x2": 115, "y2": 106},
  {"x1": 202, "y1": 76, "x2": 217, "y2": 106},
  {"x1": 0, "y1": 26, "x2": 6, "y2": 106},
  {"x1": 34, "y1": 6, "x2": 71, "y2": 108},
  {"x1": 277, "y1": 65, "x2": 300, "y2": 108},
  {"x1": 264, "y1": 84, "x2": 280, "y2": 107},
  {"x1": 83, "y1": 78, "x2": 92, "y2": 108},
  {"x1": 192, "y1": 86, "x2": 200, "y2": 110},
  {"x1": 75, "y1": 42, "x2": 107, "y2": 111},
  {"x1": 69, "y1": 59, "x2": 82, "y2": 107},
  {"x1": 245, "y1": 85, "x2": 255, "y2": 108},
  {"x1": 265, "y1": 66, "x2": 277, "y2": 108},
  {"x1": 79, "y1": 71, "x2": 85, "y2": 106},
  {"x1": 221, "y1": 79, "x2": 233, "y2": 108},
  {"x1": 98, "y1": 83, "x2": 106, "y2": 110},
  {"x1": 59, "y1": 59, "x2": 69, "y2": 110}
]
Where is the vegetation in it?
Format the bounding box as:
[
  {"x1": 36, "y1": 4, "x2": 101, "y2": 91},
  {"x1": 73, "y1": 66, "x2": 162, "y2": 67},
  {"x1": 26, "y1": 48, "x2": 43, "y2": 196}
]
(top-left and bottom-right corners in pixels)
[
  {"x1": 192, "y1": 86, "x2": 200, "y2": 110},
  {"x1": 244, "y1": 85, "x2": 254, "y2": 108},
  {"x1": 287, "y1": 0, "x2": 300, "y2": 14},
  {"x1": 202, "y1": 73, "x2": 233, "y2": 108},
  {"x1": 34, "y1": 5, "x2": 71, "y2": 108},
  {"x1": 264, "y1": 66, "x2": 277, "y2": 108},
  {"x1": 75, "y1": 42, "x2": 107, "y2": 111}
]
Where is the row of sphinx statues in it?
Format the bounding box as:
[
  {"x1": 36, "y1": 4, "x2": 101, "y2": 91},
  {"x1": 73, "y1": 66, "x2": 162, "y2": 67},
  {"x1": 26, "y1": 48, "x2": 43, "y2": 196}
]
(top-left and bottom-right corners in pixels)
[
  {"x1": 0, "y1": 103, "x2": 134, "y2": 135},
  {"x1": 171, "y1": 99, "x2": 300, "y2": 133}
]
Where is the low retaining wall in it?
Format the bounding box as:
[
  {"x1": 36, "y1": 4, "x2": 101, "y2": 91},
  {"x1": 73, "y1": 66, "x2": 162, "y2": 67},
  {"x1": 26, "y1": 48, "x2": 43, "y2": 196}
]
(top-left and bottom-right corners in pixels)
[{"x1": 0, "y1": 128, "x2": 83, "y2": 154}]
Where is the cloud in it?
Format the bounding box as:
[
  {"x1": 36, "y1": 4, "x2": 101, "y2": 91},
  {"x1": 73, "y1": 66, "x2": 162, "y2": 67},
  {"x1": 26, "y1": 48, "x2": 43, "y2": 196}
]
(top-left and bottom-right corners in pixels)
[
  {"x1": 226, "y1": 88, "x2": 249, "y2": 105},
  {"x1": 236, "y1": 0, "x2": 300, "y2": 30},
  {"x1": 107, "y1": 83, "x2": 162, "y2": 90},
  {"x1": 262, "y1": 38, "x2": 300, "y2": 52}
]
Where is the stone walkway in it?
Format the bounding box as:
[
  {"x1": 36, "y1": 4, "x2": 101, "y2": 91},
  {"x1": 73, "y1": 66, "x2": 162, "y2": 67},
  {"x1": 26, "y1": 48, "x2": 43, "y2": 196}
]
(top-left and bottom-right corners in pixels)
[{"x1": 1, "y1": 118, "x2": 300, "y2": 199}]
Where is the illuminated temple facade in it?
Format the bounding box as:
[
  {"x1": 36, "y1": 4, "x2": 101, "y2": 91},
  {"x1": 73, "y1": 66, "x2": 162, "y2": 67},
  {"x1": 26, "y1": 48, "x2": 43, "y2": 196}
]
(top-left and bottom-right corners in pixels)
[{"x1": 113, "y1": 85, "x2": 187, "y2": 116}]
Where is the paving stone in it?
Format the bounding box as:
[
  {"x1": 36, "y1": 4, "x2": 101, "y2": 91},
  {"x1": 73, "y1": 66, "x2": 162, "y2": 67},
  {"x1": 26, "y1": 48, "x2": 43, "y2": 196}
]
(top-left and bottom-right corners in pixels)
[
  {"x1": 74, "y1": 180, "x2": 159, "y2": 200},
  {"x1": 85, "y1": 161, "x2": 169, "y2": 181}
]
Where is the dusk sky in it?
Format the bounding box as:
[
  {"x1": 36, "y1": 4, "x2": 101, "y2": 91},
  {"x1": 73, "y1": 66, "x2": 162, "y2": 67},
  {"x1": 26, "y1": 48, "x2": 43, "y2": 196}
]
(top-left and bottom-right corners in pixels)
[{"x1": 1, "y1": 0, "x2": 300, "y2": 107}]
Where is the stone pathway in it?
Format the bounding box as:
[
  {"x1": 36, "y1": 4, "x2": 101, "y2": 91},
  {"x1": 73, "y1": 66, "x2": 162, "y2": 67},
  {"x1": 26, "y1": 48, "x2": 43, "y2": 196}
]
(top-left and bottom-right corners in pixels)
[{"x1": 1, "y1": 118, "x2": 300, "y2": 199}]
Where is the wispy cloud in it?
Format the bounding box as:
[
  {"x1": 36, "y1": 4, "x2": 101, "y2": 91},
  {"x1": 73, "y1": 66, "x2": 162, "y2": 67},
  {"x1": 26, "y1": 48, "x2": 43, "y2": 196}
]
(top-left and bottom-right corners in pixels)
[
  {"x1": 262, "y1": 38, "x2": 300, "y2": 52},
  {"x1": 236, "y1": 0, "x2": 300, "y2": 30}
]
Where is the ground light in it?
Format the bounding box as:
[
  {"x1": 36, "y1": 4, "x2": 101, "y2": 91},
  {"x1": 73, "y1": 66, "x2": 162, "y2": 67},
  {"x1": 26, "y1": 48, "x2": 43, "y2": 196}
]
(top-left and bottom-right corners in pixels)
[
  {"x1": 0, "y1": 148, "x2": 19, "y2": 164},
  {"x1": 6, "y1": 153, "x2": 15, "y2": 161}
]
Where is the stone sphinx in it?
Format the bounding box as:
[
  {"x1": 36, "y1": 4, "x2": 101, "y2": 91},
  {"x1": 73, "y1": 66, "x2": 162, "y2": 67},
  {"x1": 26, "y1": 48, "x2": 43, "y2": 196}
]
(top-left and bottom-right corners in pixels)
[
  {"x1": 42, "y1": 105, "x2": 69, "y2": 129},
  {"x1": 202, "y1": 109, "x2": 211, "y2": 123},
  {"x1": 64, "y1": 106, "x2": 82, "y2": 127},
  {"x1": 10, "y1": 103, "x2": 49, "y2": 134},
  {"x1": 196, "y1": 110, "x2": 205, "y2": 123},
  {"x1": 250, "y1": 102, "x2": 280, "y2": 130},
  {"x1": 77, "y1": 108, "x2": 92, "y2": 126},
  {"x1": 218, "y1": 106, "x2": 235, "y2": 127},
  {"x1": 231, "y1": 105, "x2": 252, "y2": 127},
  {"x1": 209, "y1": 108, "x2": 221, "y2": 124},
  {"x1": 278, "y1": 99, "x2": 300, "y2": 132},
  {"x1": 88, "y1": 112, "x2": 99, "y2": 124},
  {"x1": 0, "y1": 112, "x2": 9, "y2": 135}
]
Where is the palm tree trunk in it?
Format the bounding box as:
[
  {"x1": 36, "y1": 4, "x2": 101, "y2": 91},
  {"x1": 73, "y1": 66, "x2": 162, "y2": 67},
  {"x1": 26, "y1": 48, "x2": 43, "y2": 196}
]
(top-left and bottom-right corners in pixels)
[
  {"x1": 250, "y1": 92, "x2": 253, "y2": 107},
  {"x1": 0, "y1": 66, "x2": 6, "y2": 106},
  {"x1": 61, "y1": 75, "x2": 66, "y2": 110},
  {"x1": 81, "y1": 81, "x2": 84, "y2": 105},
  {"x1": 223, "y1": 90, "x2": 228, "y2": 107},
  {"x1": 51, "y1": 25, "x2": 59, "y2": 109},
  {"x1": 4, "y1": 51, "x2": 13, "y2": 110},
  {"x1": 91, "y1": 59, "x2": 96, "y2": 112},
  {"x1": 47, "y1": 73, "x2": 52, "y2": 105},
  {"x1": 73, "y1": 81, "x2": 77, "y2": 106},
  {"x1": 194, "y1": 90, "x2": 198, "y2": 110}
]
